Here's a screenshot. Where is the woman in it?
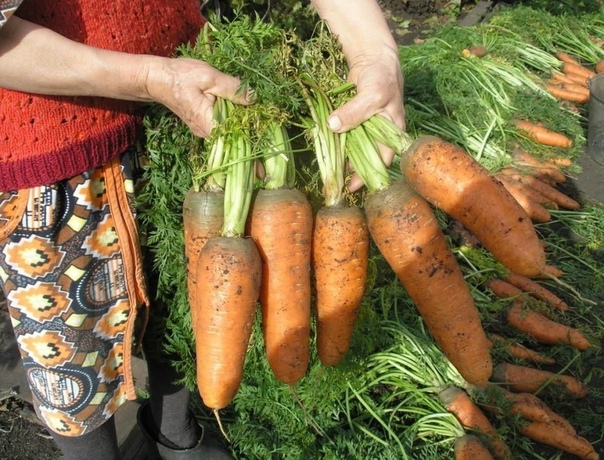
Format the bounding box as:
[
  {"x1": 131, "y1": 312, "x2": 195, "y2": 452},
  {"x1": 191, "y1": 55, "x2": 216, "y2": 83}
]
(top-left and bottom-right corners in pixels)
[{"x1": 0, "y1": 1, "x2": 405, "y2": 458}]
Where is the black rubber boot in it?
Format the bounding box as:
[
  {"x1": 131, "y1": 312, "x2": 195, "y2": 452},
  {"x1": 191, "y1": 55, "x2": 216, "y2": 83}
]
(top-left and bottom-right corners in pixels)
[{"x1": 136, "y1": 402, "x2": 233, "y2": 460}]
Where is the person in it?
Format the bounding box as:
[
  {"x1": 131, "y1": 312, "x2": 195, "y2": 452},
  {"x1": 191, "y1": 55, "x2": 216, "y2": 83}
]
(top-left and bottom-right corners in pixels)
[{"x1": 0, "y1": 0, "x2": 405, "y2": 459}]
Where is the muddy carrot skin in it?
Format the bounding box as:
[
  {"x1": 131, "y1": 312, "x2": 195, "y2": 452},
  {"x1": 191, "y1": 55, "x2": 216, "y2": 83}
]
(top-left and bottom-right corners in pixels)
[
  {"x1": 195, "y1": 236, "x2": 261, "y2": 410},
  {"x1": 313, "y1": 205, "x2": 369, "y2": 367},
  {"x1": 454, "y1": 434, "x2": 495, "y2": 460},
  {"x1": 248, "y1": 188, "x2": 313, "y2": 385},
  {"x1": 183, "y1": 189, "x2": 224, "y2": 326},
  {"x1": 365, "y1": 180, "x2": 492, "y2": 386},
  {"x1": 401, "y1": 135, "x2": 546, "y2": 277}
]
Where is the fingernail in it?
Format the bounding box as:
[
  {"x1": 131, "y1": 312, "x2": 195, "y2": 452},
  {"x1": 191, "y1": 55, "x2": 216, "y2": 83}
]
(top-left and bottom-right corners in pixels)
[
  {"x1": 245, "y1": 88, "x2": 257, "y2": 103},
  {"x1": 328, "y1": 116, "x2": 342, "y2": 132}
]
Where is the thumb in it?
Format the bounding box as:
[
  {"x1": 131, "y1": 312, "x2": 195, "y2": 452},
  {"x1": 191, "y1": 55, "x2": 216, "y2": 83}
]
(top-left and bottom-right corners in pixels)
[
  {"x1": 212, "y1": 77, "x2": 256, "y2": 106},
  {"x1": 327, "y1": 96, "x2": 372, "y2": 133}
]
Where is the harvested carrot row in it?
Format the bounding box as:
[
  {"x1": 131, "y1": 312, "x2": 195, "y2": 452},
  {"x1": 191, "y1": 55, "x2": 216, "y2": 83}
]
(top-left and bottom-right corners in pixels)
[
  {"x1": 454, "y1": 434, "x2": 495, "y2": 460},
  {"x1": 512, "y1": 147, "x2": 567, "y2": 185},
  {"x1": 520, "y1": 420, "x2": 599, "y2": 460},
  {"x1": 492, "y1": 362, "x2": 589, "y2": 399},
  {"x1": 494, "y1": 173, "x2": 553, "y2": 223},
  {"x1": 514, "y1": 120, "x2": 573, "y2": 148},
  {"x1": 546, "y1": 83, "x2": 590, "y2": 104},
  {"x1": 503, "y1": 271, "x2": 569, "y2": 311},
  {"x1": 498, "y1": 167, "x2": 580, "y2": 210},
  {"x1": 439, "y1": 386, "x2": 513, "y2": 460},
  {"x1": 489, "y1": 333, "x2": 556, "y2": 365},
  {"x1": 506, "y1": 301, "x2": 592, "y2": 351},
  {"x1": 399, "y1": 135, "x2": 546, "y2": 278},
  {"x1": 561, "y1": 60, "x2": 596, "y2": 79}
]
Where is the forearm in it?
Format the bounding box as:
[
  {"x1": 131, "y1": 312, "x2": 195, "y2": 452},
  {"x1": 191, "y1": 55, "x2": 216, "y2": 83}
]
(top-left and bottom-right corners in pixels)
[
  {"x1": 0, "y1": 16, "x2": 154, "y2": 101},
  {"x1": 310, "y1": 0, "x2": 397, "y2": 61}
]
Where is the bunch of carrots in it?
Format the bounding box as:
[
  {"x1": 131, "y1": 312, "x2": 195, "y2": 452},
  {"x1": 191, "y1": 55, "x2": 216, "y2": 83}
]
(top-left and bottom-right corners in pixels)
[{"x1": 174, "y1": 15, "x2": 603, "y2": 458}]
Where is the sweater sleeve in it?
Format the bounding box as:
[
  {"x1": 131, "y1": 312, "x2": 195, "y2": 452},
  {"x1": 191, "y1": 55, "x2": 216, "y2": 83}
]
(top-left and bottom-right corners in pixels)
[{"x1": 0, "y1": 0, "x2": 23, "y2": 30}]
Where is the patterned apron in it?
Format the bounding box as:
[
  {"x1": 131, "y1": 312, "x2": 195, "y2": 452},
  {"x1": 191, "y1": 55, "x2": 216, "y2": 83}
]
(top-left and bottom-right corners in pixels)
[{"x1": 0, "y1": 149, "x2": 149, "y2": 436}]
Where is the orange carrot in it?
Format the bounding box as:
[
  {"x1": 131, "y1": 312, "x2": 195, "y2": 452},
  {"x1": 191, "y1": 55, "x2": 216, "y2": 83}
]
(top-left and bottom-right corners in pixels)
[
  {"x1": 520, "y1": 420, "x2": 599, "y2": 459},
  {"x1": 494, "y1": 173, "x2": 553, "y2": 222},
  {"x1": 518, "y1": 175, "x2": 580, "y2": 210},
  {"x1": 183, "y1": 188, "x2": 224, "y2": 326},
  {"x1": 561, "y1": 61, "x2": 596, "y2": 80},
  {"x1": 514, "y1": 120, "x2": 573, "y2": 148},
  {"x1": 546, "y1": 83, "x2": 590, "y2": 104},
  {"x1": 486, "y1": 279, "x2": 524, "y2": 299},
  {"x1": 248, "y1": 188, "x2": 313, "y2": 385},
  {"x1": 492, "y1": 363, "x2": 588, "y2": 398},
  {"x1": 512, "y1": 148, "x2": 567, "y2": 185},
  {"x1": 477, "y1": 386, "x2": 553, "y2": 423},
  {"x1": 535, "y1": 265, "x2": 565, "y2": 279},
  {"x1": 455, "y1": 434, "x2": 495, "y2": 460},
  {"x1": 551, "y1": 70, "x2": 581, "y2": 85},
  {"x1": 556, "y1": 51, "x2": 584, "y2": 67},
  {"x1": 596, "y1": 59, "x2": 604, "y2": 74},
  {"x1": 544, "y1": 157, "x2": 573, "y2": 168},
  {"x1": 400, "y1": 135, "x2": 547, "y2": 277},
  {"x1": 365, "y1": 181, "x2": 493, "y2": 386},
  {"x1": 195, "y1": 236, "x2": 261, "y2": 410},
  {"x1": 506, "y1": 301, "x2": 592, "y2": 351},
  {"x1": 489, "y1": 333, "x2": 556, "y2": 365},
  {"x1": 562, "y1": 71, "x2": 591, "y2": 87},
  {"x1": 499, "y1": 168, "x2": 580, "y2": 210},
  {"x1": 313, "y1": 205, "x2": 369, "y2": 367},
  {"x1": 439, "y1": 387, "x2": 513, "y2": 460},
  {"x1": 503, "y1": 272, "x2": 569, "y2": 311}
]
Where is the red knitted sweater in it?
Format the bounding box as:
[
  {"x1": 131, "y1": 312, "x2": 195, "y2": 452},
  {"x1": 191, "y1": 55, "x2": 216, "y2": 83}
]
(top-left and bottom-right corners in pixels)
[{"x1": 0, "y1": 0, "x2": 204, "y2": 191}]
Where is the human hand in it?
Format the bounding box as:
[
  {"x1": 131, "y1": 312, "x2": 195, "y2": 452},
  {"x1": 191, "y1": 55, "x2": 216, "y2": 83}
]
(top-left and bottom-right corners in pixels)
[
  {"x1": 328, "y1": 47, "x2": 406, "y2": 191},
  {"x1": 144, "y1": 57, "x2": 254, "y2": 138}
]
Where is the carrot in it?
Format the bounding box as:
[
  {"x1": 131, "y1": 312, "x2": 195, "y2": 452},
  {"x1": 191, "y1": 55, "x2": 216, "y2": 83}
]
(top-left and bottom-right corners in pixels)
[
  {"x1": 562, "y1": 71, "x2": 591, "y2": 88},
  {"x1": 494, "y1": 173, "x2": 553, "y2": 222},
  {"x1": 499, "y1": 168, "x2": 580, "y2": 210},
  {"x1": 439, "y1": 387, "x2": 513, "y2": 460},
  {"x1": 551, "y1": 70, "x2": 581, "y2": 85},
  {"x1": 477, "y1": 385, "x2": 553, "y2": 423},
  {"x1": 343, "y1": 122, "x2": 494, "y2": 386},
  {"x1": 461, "y1": 45, "x2": 489, "y2": 58},
  {"x1": 503, "y1": 271, "x2": 569, "y2": 311},
  {"x1": 489, "y1": 333, "x2": 556, "y2": 365},
  {"x1": 486, "y1": 279, "x2": 524, "y2": 299},
  {"x1": 596, "y1": 58, "x2": 604, "y2": 74},
  {"x1": 249, "y1": 122, "x2": 314, "y2": 385},
  {"x1": 313, "y1": 205, "x2": 369, "y2": 366},
  {"x1": 536, "y1": 264, "x2": 565, "y2": 279},
  {"x1": 546, "y1": 83, "x2": 590, "y2": 104},
  {"x1": 248, "y1": 188, "x2": 313, "y2": 385},
  {"x1": 544, "y1": 157, "x2": 573, "y2": 168},
  {"x1": 556, "y1": 51, "x2": 584, "y2": 67},
  {"x1": 365, "y1": 181, "x2": 493, "y2": 386},
  {"x1": 514, "y1": 120, "x2": 573, "y2": 148},
  {"x1": 183, "y1": 188, "x2": 224, "y2": 326},
  {"x1": 301, "y1": 78, "x2": 369, "y2": 368},
  {"x1": 400, "y1": 135, "x2": 546, "y2": 277},
  {"x1": 512, "y1": 148, "x2": 567, "y2": 185},
  {"x1": 454, "y1": 434, "x2": 495, "y2": 460},
  {"x1": 506, "y1": 301, "x2": 592, "y2": 351},
  {"x1": 561, "y1": 61, "x2": 596, "y2": 80},
  {"x1": 519, "y1": 420, "x2": 599, "y2": 459},
  {"x1": 492, "y1": 362, "x2": 588, "y2": 398},
  {"x1": 195, "y1": 236, "x2": 261, "y2": 410},
  {"x1": 518, "y1": 175, "x2": 580, "y2": 210}
]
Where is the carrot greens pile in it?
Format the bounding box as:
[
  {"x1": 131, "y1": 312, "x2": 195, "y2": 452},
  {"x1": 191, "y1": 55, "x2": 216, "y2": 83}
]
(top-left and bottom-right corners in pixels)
[{"x1": 139, "y1": 5, "x2": 604, "y2": 459}]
